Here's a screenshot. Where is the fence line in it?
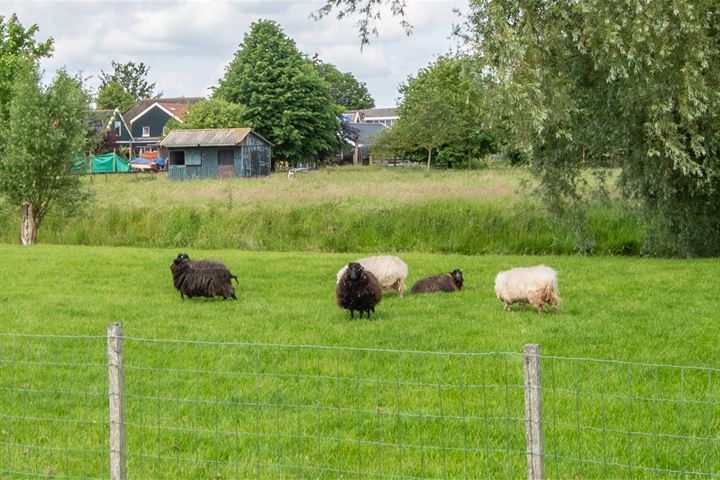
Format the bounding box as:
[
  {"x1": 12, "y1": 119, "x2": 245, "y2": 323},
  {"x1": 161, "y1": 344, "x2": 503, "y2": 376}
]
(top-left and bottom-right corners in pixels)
[{"x1": 1, "y1": 327, "x2": 719, "y2": 479}]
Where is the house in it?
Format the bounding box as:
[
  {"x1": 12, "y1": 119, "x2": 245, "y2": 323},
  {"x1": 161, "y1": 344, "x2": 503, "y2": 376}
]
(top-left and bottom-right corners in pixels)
[
  {"x1": 161, "y1": 128, "x2": 272, "y2": 181},
  {"x1": 344, "y1": 123, "x2": 388, "y2": 165},
  {"x1": 117, "y1": 97, "x2": 205, "y2": 158},
  {"x1": 343, "y1": 107, "x2": 399, "y2": 127},
  {"x1": 89, "y1": 108, "x2": 132, "y2": 140}
]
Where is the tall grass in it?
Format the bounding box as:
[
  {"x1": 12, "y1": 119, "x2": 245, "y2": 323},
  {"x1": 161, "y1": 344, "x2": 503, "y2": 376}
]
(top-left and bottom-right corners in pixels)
[{"x1": 0, "y1": 168, "x2": 645, "y2": 255}]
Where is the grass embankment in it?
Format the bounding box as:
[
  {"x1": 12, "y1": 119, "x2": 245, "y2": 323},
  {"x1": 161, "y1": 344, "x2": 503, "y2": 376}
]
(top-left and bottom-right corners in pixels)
[
  {"x1": 0, "y1": 166, "x2": 644, "y2": 254},
  {"x1": 1, "y1": 245, "x2": 718, "y2": 478}
]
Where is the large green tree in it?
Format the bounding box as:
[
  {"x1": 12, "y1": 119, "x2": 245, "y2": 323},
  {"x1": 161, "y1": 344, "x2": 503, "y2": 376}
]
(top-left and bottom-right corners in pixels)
[
  {"x1": 164, "y1": 99, "x2": 247, "y2": 133},
  {"x1": 214, "y1": 20, "x2": 339, "y2": 165},
  {"x1": 0, "y1": 14, "x2": 53, "y2": 144},
  {"x1": 98, "y1": 60, "x2": 161, "y2": 105},
  {"x1": 379, "y1": 56, "x2": 487, "y2": 170},
  {"x1": 467, "y1": 0, "x2": 720, "y2": 256},
  {"x1": 0, "y1": 62, "x2": 91, "y2": 245},
  {"x1": 311, "y1": 58, "x2": 375, "y2": 110}
]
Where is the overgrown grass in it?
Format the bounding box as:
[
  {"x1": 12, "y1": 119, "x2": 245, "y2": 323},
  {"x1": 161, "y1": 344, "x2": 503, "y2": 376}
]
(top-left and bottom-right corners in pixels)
[
  {"x1": 0, "y1": 167, "x2": 645, "y2": 255},
  {"x1": 1, "y1": 245, "x2": 718, "y2": 478}
]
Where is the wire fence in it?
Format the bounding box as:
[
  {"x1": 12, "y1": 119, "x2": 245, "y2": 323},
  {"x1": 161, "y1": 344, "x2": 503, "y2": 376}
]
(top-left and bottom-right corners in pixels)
[{"x1": 1, "y1": 327, "x2": 719, "y2": 479}]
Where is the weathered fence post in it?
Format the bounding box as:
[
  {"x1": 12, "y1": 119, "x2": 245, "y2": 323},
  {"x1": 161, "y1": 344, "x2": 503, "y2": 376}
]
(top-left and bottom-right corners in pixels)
[
  {"x1": 524, "y1": 344, "x2": 544, "y2": 480},
  {"x1": 108, "y1": 323, "x2": 126, "y2": 480}
]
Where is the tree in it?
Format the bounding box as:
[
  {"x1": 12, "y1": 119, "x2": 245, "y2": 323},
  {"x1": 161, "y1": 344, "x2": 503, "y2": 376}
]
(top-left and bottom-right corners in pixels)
[
  {"x1": 214, "y1": 20, "x2": 338, "y2": 165},
  {"x1": 312, "y1": 0, "x2": 412, "y2": 48},
  {"x1": 0, "y1": 62, "x2": 91, "y2": 245},
  {"x1": 311, "y1": 59, "x2": 375, "y2": 110},
  {"x1": 95, "y1": 79, "x2": 135, "y2": 111},
  {"x1": 382, "y1": 56, "x2": 487, "y2": 170},
  {"x1": 98, "y1": 60, "x2": 161, "y2": 103},
  {"x1": 0, "y1": 14, "x2": 53, "y2": 144},
  {"x1": 164, "y1": 99, "x2": 247, "y2": 133},
  {"x1": 466, "y1": 0, "x2": 720, "y2": 256}
]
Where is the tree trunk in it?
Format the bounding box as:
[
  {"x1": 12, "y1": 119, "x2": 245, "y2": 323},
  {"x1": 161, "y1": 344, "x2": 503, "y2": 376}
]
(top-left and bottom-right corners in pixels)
[
  {"x1": 21, "y1": 204, "x2": 38, "y2": 245},
  {"x1": 426, "y1": 148, "x2": 432, "y2": 171},
  {"x1": 353, "y1": 143, "x2": 360, "y2": 166}
]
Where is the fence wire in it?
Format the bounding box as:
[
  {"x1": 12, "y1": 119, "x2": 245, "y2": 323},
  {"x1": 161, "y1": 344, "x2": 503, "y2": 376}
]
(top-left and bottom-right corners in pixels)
[
  {"x1": 0, "y1": 333, "x2": 108, "y2": 479},
  {"x1": 1, "y1": 332, "x2": 719, "y2": 479},
  {"x1": 542, "y1": 355, "x2": 720, "y2": 479},
  {"x1": 121, "y1": 338, "x2": 526, "y2": 479}
]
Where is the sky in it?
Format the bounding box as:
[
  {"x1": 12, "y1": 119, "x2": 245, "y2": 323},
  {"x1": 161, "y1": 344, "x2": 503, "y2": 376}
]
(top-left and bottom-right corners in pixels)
[{"x1": 1, "y1": 0, "x2": 468, "y2": 108}]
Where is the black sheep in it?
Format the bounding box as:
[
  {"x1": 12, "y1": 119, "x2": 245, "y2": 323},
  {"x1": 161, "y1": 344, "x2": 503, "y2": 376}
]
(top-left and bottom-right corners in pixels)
[
  {"x1": 170, "y1": 253, "x2": 238, "y2": 300},
  {"x1": 410, "y1": 269, "x2": 464, "y2": 293},
  {"x1": 336, "y1": 262, "x2": 382, "y2": 319}
]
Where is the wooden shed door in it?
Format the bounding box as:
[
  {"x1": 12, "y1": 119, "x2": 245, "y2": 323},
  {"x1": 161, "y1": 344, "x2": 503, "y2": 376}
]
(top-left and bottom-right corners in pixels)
[
  {"x1": 218, "y1": 149, "x2": 234, "y2": 166},
  {"x1": 218, "y1": 149, "x2": 235, "y2": 178}
]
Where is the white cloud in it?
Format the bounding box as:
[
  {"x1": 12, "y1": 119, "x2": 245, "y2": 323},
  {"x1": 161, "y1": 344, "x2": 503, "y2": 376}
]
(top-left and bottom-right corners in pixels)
[{"x1": 2, "y1": 0, "x2": 467, "y2": 107}]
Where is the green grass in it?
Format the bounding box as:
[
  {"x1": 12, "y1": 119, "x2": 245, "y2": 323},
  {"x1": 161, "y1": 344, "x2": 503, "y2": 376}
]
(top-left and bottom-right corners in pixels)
[
  {"x1": 1, "y1": 244, "x2": 719, "y2": 478},
  {"x1": 0, "y1": 166, "x2": 646, "y2": 255}
]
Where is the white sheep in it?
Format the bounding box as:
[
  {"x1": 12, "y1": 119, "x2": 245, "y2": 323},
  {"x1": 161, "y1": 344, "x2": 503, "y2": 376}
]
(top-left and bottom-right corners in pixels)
[
  {"x1": 336, "y1": 255, "x2": 409, "y2": 297},
  {"x1": 494, "y1": 265, "x2": 559, "y2": 313}
]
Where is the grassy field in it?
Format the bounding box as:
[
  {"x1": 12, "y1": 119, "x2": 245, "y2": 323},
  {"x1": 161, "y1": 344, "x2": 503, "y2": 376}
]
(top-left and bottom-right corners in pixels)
[
  {"x1": 1, "y1": 244, "x2": 719, "y2": 478},
  {"x1": 0, "y1": 166, "x2": 645, "y2": 255}
]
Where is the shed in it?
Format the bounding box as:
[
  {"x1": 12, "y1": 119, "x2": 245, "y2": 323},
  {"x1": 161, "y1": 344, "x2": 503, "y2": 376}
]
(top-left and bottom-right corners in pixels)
[{"x1": 161, "y1": 128, "x2": 272, "y2": 180}]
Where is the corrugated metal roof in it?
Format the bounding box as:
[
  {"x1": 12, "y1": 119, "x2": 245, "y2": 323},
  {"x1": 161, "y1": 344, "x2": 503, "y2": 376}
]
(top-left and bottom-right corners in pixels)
[{"x1": 161, "y1": 128, "x2": 253, "y2": 147}]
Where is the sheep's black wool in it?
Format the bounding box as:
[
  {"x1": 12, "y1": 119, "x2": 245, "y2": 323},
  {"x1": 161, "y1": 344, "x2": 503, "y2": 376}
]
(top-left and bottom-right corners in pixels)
[
  {"x1": 410, "y1": 269, "x2": 464, "y2": 293},
  {"x1": 170, "y1": 253, "x2": 238, "y2": 300},
  {"x1": 336, "y1": 262, "x2": 382, "y2": 319}
]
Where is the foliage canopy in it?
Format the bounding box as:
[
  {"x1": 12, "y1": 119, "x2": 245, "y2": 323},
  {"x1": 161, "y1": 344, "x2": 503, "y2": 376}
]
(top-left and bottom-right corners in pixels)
[
  {"x1": 0, "y1": 62, "x2": 91, "y2": 244},
  {"x1": 95, "y1": 79, "x2": 135, "y2": 112},
  {"x1": 374, "y1": 56, "x2": 492, "y2": 169},
  {"x1": 98, "y1": 60, "x2": 161, "y2": 105},
  {"x1": 214, "y1": 20, "x2": 338, "y2": 164},
  {"x1": 164, "y1": 99, "x2": 247, "y2": 133},
  {"x1": 312, "y1": 58, "x2": 375, "y2": 110},
  {"x1": 466, "y1": 0, "x2": 720, "y2": 256},
  {"x1": 0, "y1": 14, "x2": 53, "y2": 146}
]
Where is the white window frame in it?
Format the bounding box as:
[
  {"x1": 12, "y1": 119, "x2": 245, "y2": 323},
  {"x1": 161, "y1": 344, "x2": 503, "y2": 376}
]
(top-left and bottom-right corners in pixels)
[
  {"x1": 142, "y1": 126, "x2": 150, "y2": 137},
  {"x1": 114, "y1": 121, "x2": 121, "y2": 136}
]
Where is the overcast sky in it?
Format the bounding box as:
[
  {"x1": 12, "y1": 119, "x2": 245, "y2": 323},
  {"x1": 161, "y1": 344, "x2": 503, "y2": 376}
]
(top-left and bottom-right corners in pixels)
[{"x1": 1, "y1": 0, "x2": 468, "y2": 108}]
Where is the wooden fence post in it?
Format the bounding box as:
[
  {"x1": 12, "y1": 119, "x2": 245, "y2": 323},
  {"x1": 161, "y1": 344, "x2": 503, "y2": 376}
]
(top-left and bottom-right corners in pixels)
[
  {"x1": 524, "y1": 344, "x2": 545, "y2": 480},
  {"x1": 108, "y1": 323, "x2": 126, "y2": 480}
]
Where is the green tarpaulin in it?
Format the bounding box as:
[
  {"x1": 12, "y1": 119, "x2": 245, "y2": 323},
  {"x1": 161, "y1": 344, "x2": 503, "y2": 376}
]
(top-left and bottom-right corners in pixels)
[{"x1": 73, "y1": 153, "x2": 131, "y2": 174}]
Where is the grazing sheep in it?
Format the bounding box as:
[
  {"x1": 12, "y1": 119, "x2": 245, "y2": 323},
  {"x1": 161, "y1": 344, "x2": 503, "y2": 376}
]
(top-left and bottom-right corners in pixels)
[
  {"x1": 170, "y1": 253, "x2": 238, "y2": 300},
  {"x1": 411, "y1": 269, "x2": 464, "y2": 293},
  {"x1": 336, "y1": 255, "x2": 408, "y2": 297},
  {"x1": 336, "y1": 262, "x2": 383, "y2": 319},
  {"x1": 494, "y1": 265, "x2": 559, "y2": 313}
]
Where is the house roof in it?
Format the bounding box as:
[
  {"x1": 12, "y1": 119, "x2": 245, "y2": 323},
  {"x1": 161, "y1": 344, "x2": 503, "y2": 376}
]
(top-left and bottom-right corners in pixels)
[
  {"x1": 158, "y1": 103, "x2": 192, "y2": 121},
  {"x1": 89, "y1": 108, "x2": 131, "y2": 136},
  {"x1": 88, "y1": 109, "x2": 115, "y2": 131},
  {"x1": 345, "y1": 123, "x2": 388, "y2": 146},
  {"x1": 123, "y1": 97, "x2": 205, "y2": 124},
  {"x1": 161, "y1": 128, "x2": 272, "y2": 147},
  {"x1": 350, "y1": 107, "x2": 399, "y2": 122}
]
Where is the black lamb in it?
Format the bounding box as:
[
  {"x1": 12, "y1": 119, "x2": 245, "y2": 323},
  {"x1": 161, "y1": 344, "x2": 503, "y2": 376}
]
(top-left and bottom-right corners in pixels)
[
  {"x1": 170, "y1": 253, "x2": 238, "y2": 300},
  {"x1": 336, "y1": 262, "x2": 383, "y2": 319},
  {"x1": 410, "y1": 269, "x2": 464, "y2": 293}
]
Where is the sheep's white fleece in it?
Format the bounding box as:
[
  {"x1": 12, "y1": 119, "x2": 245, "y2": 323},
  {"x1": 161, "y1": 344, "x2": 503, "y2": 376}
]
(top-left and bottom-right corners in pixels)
[
  {"x1": 494, "y1": 265, "x2": 559, "y2": 312},
  {"x1": 336, "y1": 255, "x2": 409, "y2": 297}
]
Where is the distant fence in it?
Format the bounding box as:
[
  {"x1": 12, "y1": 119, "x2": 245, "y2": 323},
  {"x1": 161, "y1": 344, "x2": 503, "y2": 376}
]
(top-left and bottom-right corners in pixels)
[{"x1": 1, "y1": 325, "x2": 719, "y2": 479}]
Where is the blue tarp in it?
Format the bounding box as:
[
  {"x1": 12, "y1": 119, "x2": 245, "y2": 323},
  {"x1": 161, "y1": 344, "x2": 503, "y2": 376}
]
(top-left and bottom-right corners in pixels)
[{"x1": 130, "y1": 157, "x2": 166, "y2": 170}]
